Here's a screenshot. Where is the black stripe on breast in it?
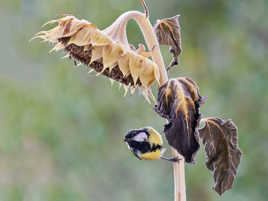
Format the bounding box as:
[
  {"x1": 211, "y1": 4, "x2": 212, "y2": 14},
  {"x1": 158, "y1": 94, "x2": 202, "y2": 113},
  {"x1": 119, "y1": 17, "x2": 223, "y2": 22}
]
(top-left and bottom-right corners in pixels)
[{"x1": 128, "y1": 141, "x2": 162, "y2": 154}]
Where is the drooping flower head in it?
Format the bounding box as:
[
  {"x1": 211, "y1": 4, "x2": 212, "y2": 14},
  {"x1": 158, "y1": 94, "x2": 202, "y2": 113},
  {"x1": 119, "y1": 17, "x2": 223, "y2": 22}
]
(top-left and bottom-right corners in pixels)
[{"x1": 32, "y1": 14, "x2": 161, "y2": 103}]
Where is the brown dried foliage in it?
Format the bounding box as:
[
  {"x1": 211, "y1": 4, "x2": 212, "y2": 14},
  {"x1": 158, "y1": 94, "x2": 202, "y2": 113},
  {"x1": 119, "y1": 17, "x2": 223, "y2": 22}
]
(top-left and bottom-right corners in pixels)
[
  {"x1": 154, "y1": 15, "x2": 182, "y2": 70},
  {"x1": 199, "y1": 118, "x2": 242, "y2": 195},
  {"x1": 154, "y1": 77, "x2": 205, "y2": 163}
]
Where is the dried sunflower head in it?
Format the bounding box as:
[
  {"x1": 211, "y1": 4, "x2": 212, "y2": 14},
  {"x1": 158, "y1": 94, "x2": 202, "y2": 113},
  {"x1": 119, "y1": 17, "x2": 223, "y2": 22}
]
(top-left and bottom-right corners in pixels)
[{"x1": 32, "y1": 14, "x2": 161, "y2": 102}]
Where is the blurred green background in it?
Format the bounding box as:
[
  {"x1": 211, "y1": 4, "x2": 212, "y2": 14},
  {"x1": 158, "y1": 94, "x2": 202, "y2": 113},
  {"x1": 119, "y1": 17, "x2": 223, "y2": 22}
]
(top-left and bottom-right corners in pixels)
[{"x1": 0, "y1": 0, "x2": 267, "y2": 201}]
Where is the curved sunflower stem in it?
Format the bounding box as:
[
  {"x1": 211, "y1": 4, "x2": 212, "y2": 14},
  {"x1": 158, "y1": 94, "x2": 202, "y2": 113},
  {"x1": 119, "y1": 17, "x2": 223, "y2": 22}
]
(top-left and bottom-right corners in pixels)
[{"x1": 103, "y1": 10, "x2": 168, "y2": 85}]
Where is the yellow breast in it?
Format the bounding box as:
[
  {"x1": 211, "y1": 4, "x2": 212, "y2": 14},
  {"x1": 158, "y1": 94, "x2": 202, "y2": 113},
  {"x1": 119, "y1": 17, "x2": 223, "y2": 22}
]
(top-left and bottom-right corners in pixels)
[{"x1": 140, "y1": 149, "x2": 161, "y2": 160}]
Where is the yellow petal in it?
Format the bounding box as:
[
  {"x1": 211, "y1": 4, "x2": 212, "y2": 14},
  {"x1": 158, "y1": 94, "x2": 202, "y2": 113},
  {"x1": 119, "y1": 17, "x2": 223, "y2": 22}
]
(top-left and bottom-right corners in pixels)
[
  {"x1": 139, "y1": 51, "x2": 152, "y2": 58},
  {"x1": 33, "y1": 30, "x2": 49, "y2": 37},
  {"x1": 103, "y1": 43, "x2": 124, "y2": 69},
  {"x1": 61, "y1": 18, "x2": 92, "y2": 37},
  {"x1": 109, "y1": 63, "x2": 118, "y2": 72},
  {"x1": 32, "y1": 27, "x2": 63, "y2": 43},
  {"x1": 154, "y1": 65, "x2": 160, "y2": 86},
  {"x1": 41, "y1": 19, "x2": 58, "y2": 27},
  {"x1": 91, "y1": 30, "x2": 111, "y2": 46},
  {"x1": 67, "y1": 26, "x2": 95, "y2": 46},
  {"x1": 55, "y1": 16, "x2": 74, "y2": 25},
  {"x1": 129, "y1": 53, "x2": 144, "y2": 85},
  {"x1": 49, "y1": 43, "x2": 65, "y2": 54},
  {"x1": 90, "y1": 46, "x2": 103, "y2": 63},
  {"x1": 35, "y1": 17, "x2": 95, "y2": 43},
  {"x1": 137, "y1": 44, "x2": 152, "y2": 58},
  {"x1": 138, "y1": 59, "x2": 159, "y2": 88},
  {"x1": 118, "y1": 55, "x2": 130, "y2": 77},
  {"x1": 41, "y1": 16, "x2": 74, "y2": 27}
]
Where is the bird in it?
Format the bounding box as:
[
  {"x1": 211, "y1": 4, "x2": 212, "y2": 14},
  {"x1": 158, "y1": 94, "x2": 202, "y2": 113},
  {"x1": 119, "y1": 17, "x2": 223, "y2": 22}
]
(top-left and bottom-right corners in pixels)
[{"x1": 124, "y1": 127, "x2": 180, "y2": 162}]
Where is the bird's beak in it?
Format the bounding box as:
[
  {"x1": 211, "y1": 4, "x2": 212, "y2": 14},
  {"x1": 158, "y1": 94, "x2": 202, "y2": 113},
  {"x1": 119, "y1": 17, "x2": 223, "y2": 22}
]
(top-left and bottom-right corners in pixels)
[{"x1": 124, "y1": 138, "x2": 130, "y2": 142}]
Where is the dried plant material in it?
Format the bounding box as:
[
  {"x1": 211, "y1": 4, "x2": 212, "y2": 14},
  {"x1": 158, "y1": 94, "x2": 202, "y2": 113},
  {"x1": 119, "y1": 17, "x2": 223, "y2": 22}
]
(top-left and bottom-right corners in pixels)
[
  {"x1": 118, "y1": 55, "x2": 131, "y2": 77},
  {"x1": 102, "y1": 43, "x2": 124, "y2": 71},
  {"x1": 32, "y1": 15, "x2": 160, "y2": 100},
  {"x1": 136, "y1": 44, "x2": 152, "y2": 58},
  {"x1": 141, "y1": 0, "x2": 149, "y2": 18},
  {"x1": 90, "y1": 46, "x2": 103, "y2": 63},
  {"x1": 154, "y1": 15, "x2": 182, "y2": 70},
  {"x1": 199, "y1": 118, "x2": 242, "y2": 195},
  {"x1": 129, "y1": 52, "x2": 159, "y2": 87},
  {"x1": 154, "y1": 77, "x2": 205, "y2": 163}
]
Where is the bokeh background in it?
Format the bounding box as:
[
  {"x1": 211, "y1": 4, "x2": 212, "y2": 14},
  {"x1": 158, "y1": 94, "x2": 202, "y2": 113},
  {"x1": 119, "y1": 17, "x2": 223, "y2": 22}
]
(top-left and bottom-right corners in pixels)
[{"x1": 0, "y1": 0, "x2": 267, "y2": 201}]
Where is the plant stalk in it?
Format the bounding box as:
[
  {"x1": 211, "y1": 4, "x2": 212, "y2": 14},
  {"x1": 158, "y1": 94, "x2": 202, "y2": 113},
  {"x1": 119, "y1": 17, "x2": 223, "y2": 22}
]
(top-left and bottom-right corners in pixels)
[
  {"x1": 172, "y1": 149, "x2": 186, "y2": 201},
  {"x1": 114, "y1": 10, "x2": 186, "y2": 201}
]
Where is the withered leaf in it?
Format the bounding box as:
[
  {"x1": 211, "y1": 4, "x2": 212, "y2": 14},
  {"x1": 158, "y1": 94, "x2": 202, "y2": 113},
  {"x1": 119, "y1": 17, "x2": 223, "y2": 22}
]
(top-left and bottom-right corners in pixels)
[
  {"x1": 154, "y1": 15, "x2": 182, "y2": 71},
  {"x1": 154, "y1": 77, "x2": 205, "y2": 163},
  {"x1": 199, "y1": 118, "x2": 242, "y2": 195}
]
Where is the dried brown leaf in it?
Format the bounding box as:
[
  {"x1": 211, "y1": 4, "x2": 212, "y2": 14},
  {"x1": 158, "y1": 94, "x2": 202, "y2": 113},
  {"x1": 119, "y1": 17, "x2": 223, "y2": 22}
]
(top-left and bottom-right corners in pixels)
[
  {"x1": 154, "y1": 77, "x2": 205, "y2": 163},
  {"x1": 199, "y1": 118, "x2": 242, "y2": 195},
  {"x1": 154, "y1": 15, "x2": 182, "y2": 70}
]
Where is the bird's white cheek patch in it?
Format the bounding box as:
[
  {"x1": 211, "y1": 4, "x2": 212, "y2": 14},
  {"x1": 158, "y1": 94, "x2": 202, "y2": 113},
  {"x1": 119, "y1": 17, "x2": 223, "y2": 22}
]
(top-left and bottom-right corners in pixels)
[{"x1": 133, "y1": 132, "x2": 148, "y2": 142}]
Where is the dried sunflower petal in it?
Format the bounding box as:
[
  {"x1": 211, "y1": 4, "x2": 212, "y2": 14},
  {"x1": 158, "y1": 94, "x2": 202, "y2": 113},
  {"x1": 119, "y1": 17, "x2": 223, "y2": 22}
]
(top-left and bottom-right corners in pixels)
[
  {"x1": 90, "y1": 46, "x2": 103, "y2": 63},
  {"x1": 91, "y1": 29, "x2": 112, "y2": 46},
  {"x1": 67, "y1": 25, "x2": 96, "y2": 46},
  {"x1": 103, "y1": 43, "x2": 124, "y2": 71},
  {"x1": 118, "y1": 55, "x2": 131, "y2": 77}
]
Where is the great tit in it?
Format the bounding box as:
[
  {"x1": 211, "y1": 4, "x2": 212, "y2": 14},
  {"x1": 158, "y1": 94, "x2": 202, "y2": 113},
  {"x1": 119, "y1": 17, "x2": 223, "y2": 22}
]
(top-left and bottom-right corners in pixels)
[{"x1": 124, "y1": 127, "x2": 180, "y2": 162}]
